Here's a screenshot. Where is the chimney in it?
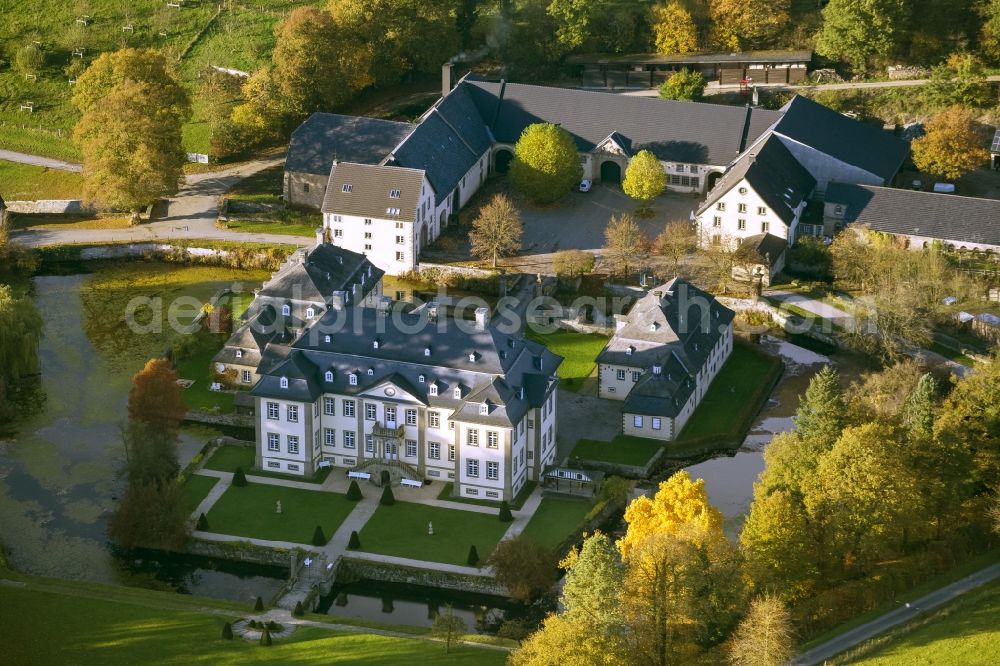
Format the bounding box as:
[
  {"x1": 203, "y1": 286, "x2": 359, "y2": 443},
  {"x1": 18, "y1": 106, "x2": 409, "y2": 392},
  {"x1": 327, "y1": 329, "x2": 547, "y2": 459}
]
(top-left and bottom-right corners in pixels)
[
  {"x1": 474, "y1": 306, "x2": 490, "y2": 331},
  {"x1": 331, "y1": 290, "x2": 346, "y2": 310},
  {"x1": 442, "y1": 62, "x2": 453, "y2": 98}
]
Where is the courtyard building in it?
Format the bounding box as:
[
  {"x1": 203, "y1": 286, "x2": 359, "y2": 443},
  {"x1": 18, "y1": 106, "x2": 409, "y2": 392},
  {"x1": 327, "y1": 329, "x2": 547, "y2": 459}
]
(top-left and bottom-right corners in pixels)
[{"x1": 597, "y1": 279, "x2": 734, "y2": 441}]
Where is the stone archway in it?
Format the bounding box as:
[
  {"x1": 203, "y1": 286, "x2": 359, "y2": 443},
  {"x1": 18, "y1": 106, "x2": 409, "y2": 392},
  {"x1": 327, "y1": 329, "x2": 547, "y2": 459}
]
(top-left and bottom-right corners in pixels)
[
  {"x1": 600, "y1": 160, "x2": 622, "y2": 184},
  {"x1": 706, "y1": 170, "x2": 724, "y2": 192},
  {"x1": 494, "y1": 149, "x2": 514, "y2": 173}
]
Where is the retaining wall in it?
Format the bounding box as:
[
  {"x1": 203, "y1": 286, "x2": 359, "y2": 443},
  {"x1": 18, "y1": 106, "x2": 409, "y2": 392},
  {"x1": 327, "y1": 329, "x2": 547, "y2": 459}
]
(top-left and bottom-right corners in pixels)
[
  {"x1": 187, "y1": 537, "x2": 314, "y2": 569},
  {"x1": 337, "y1": 558, "x2": 509, "y2": 597},
  {"x1": 6, "y1": 200, "x2": 94, "y2": 215}
]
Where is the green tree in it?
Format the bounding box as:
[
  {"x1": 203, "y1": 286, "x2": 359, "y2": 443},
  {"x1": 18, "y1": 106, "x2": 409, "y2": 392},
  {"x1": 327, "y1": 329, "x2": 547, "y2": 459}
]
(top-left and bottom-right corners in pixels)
[
  {"x1": 902, "y1": 373, "x2": 937, "y2": 442},
  {"x1": 15, "y1": 44, "x2": 44, "y2": 76},
  {"x1": 547, "y1": 0, "x2": 646, "y2": 54},
  {"x1": 934, "y1": 357, "x2": 1000, "y2": 492},
  {"x1": 312, "y1": 525, "x2": 327, "y2": 546},
  {"x1": 230, "y1": 67, "x2": 289, "y2": 146},
  {"x1": 795, "y1": 366, "x2": 845, "y2": 457},
  {"x1": 487, "y1": 535, "x2": 556, "y2": 602},
  {"x1": 658, "y1": 68, "x2": 706, "y2": 101},
  {"x1": 603, "y1": 213, "x2": 648, "y2": 279},
  {"x1": 739, "y1": 488, "x2": 817, "y2": 599},
  {"x1": 509, "y1": 123, "x2": 583, "y2": 204},
  {"x1": 232, "y1": 466, "x2": 248, "y2": 487},
  {"x1": 0, "y1": 284, "x2": 43, "y2": 385},
  {"x1": 511, "y1": 613, "x2": 628, "y2": 666},
  {"x1": 72, "y1": 49, "x2": 190, "y2": 221},
  {"x1": 380, "y1": 485, "x2": 395, "y2": 506},
  {"x1": 552, "y1": 250, "x2": 595, "y2": 278},
  {"x1": 912, "y1": 106, "x2": 991, "y2": 180},
  {"x1": 106, "y1": 479, "x2": 188, "y2": 549},
  {"x1": 982, "y1": 0, "x2": 1000, "y2": 62},
  {"x1": 653, "y1": 221, "x2": 698, "y2": 274},
  {"x1": 467, "y1": 544, "x2": 480, "y2": 566},
  {"x1": 622, "y1": 150, "x2": 667, "y2": 210},
  {"x1": 431, "y1": 605, "x2": 466, "y2": 654},
  {"x1": 598, "y1": 476, "x2": 632, "y2": 509},
  {"x1": 652, "y1": 2, "x2": 699, "y2": 55},
  {"x1": 923, "y1": 53, "x2": 992, "y2": 108},
  {"x1": 727, "y1": 594, "x2": 796, "y2": 666},
  {"x1": 498, "y1": 501, "x2": 513, "y2": 522},
  {"x1": 816, "y1": 0, "x2": 909, "y2": 72},
  {"x1": 708, "y1": 0, "x2": 791, "y2": 51},
  {"x1": 347, "y1": 479, "x2": 362, "y2": 500},
  {"x1": 348, "y1": 530, "x2": 361, "y2": 549},
  {"x1": 272, "y1": 6, "x2": 373, "y2": 114},
  {"x1": 469, "y1": 193, "x2": 523, "y2": 268},
  {"x1": 560, "y1": 532, "x2": 625, "y2": 632}
]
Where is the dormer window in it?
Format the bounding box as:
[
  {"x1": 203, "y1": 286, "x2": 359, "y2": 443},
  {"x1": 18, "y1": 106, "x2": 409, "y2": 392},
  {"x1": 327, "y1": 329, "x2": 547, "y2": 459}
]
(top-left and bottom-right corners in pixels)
[
  {"x1": 652, "y1": 366, "x2": 662, "y2": 375},
  {"x1": 649, "y1": 322, "x2": 658, "y2": 331},
  {"x1": 305, "y1": 307, "x2": 315, "y2": 319},
  {"x1": 349, "y1": 373, "x2": 358, "y2": 386},
  {"x1": 325, "y1": 370, "x2": 334, "y2": 382},
  {"x1": 386, "y1": 207, "x2": 400, "y2": 216},
  {"x1": 281, "y1": 304, "x2": 291, "y2": 316},
  {"x1": 429, "y1": 384, "x2": 438, "y2": 396},
  {"x1": 453, "y1": 387, "x2": 462, "y2": 399},
  {"x1": 418, "y1": 374, "x2": 425, "y2": 383},
  {"x1": 280, "y1": 377, "x2": 289, "y2": 389},
  {"x1": 468, "y1": 353, "x2": 476, "y2": 363},
  {"x1": 342, "y1": 183, "x2": 353, "y2": 193},
  {"x1": 367, "y1": 368, "x2": 374, "y2": 376},
  {"x1": 389, "y1": 189, "x2": 400, "y2": 198},
  {"x1": 373, "y1": 339, "x2": 380, "y2": 349},
  {"x1": 738, "y1": 187, "x2": 748, "y2": 195},
  {"x1": 235, "y1": 349, "x2": 243, "y2": 358},
  {"x1": 480, "y1": 403, "x2": 489, "y2": 415},
  {"x1": 626, "y1": 347, "x2": 634, "y2": 356},
  {"x1": 324, "y1": 335, "x2": 331, "y2": 343},
  {"x1": 424, "y1": 347, "x2": 431, "y2": 356}
]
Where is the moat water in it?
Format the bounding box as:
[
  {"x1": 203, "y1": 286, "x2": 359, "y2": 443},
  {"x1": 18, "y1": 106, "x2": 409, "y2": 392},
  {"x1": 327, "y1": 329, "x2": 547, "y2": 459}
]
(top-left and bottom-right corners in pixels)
[{"x1": 0, "y1": 269, "x2": 850, "y2": 625}]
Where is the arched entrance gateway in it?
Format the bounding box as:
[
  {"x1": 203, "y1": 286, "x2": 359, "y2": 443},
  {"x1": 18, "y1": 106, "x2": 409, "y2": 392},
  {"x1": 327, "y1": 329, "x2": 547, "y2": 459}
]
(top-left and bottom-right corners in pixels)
[
  {"x1": 600, "y1": 160, "x2": 622, "y2": 184},
  {"x1": 494, "y1": 149, "x2": 514, "y2": 173},
  {"x1": 706, "y1": 170, "x2": 724, "y2": 192}
]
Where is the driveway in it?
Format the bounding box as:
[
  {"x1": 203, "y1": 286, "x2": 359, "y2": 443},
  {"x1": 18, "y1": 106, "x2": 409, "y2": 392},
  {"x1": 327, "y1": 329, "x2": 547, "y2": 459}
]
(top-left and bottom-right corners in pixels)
[
  {"x1": 519, "y1": 184, "x2": 699, "y2": 255},
  {"x1": 0, "y1": 149, "x2": 81, "y2": 172},
  {"x1": 556, "y1": 388, "x2": 622, "y2": 461},
  {"x1": 766, "y1": 290, "x2": 853, "y2": 322}
]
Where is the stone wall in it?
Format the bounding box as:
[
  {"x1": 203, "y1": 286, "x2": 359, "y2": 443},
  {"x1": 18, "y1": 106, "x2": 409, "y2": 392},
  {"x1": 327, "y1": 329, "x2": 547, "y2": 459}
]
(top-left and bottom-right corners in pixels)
[
  {"x1": 337, "y1": 558, "x2": 509, "y2": 597},
  {"x1": 720, "y1": 297, "x2": 838, "y2": 348},
  {"x1": 5, "y1": 200, "x2": 94, "y2": 215},
  {"x1": 187, "y1": 537, "x2": 315, "y2": 569}
]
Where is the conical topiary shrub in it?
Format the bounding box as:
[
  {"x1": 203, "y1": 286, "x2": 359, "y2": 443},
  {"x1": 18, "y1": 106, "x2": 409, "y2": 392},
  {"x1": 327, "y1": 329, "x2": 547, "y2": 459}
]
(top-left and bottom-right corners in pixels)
[
  {"x1": 347, "y1": 479, "x2": 362, "y2": 501},
  {"x1": 312, "y1": 525, "x2": 327, "y2": 546},
  {"x1": 259, "y1": 628, "x2": 272, "y2": 646},
  {"x1": 467, "y1": 545, "x2": 479, "y2": 566},
  {"x1": 498, "y1": 501, "x2": 513, "y2": 522},
  {"x1": 348, "y1": 530, "x2": 361, "y2": 550},
  {"x1": 221, "y1": 622, "x2": 233, "y2": 640},
  {"x1": 196, "y1": 512, "x2": 209, "y2": 530},
  {"x1": 233, "y1": 466, "x2": 248, "y2": 487},
  {"x1": 380, "y1": 485, "x2": 395, "y2": 506},
  {"x1": 380, "y1": 469, "x2": 391, "y2": 486},
  {"x1": 293, "y1": 601, "x2": 305, "y2": 618},
  {"x1": 254, "y1": 596, "x2": 264, "y2": 612}
]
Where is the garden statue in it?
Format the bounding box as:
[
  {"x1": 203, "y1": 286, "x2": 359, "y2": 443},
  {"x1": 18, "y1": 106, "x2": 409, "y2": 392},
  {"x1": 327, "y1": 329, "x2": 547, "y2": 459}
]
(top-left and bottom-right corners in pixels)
[
  {"x1": 276, "y1": 500, "x2": 282, "y2": 514},
  {"x1": 428, "y1": 521, "x2": 434, "y2": 536}
]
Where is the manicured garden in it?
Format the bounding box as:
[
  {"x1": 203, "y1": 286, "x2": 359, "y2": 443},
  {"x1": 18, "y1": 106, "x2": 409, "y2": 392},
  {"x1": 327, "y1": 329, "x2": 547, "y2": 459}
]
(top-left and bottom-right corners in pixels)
[
  {"x1": 202, "y1": 444, "x2": 257, "y2": 474},
  {"x1": 0, "y1": 160, "x2": 83, "y2": 199},
  {"x1": 180, "y1": 474, "x2": 219, "y2": 517},
  {"x1": 518, "y1": 497, "x2": 594, "y2": 550},
  {"x1": 525, "y1": 328, "x2": 609, "y2": 391},
  {"x1": 204, "y1": 482, "x2": 355, "y2": 545},
  {"x1": 0, "y1": 582, "x2": 503, "y2": 665},
  {"x1": 174, "y1": 330, "x2": 237, "y2": 412},
  {"x1": 675, "y1": 342, "x2": 783, "y2": 444},
  {"x1": 436, "y1": 481, "x2": 536, "y2": 510},
  {"x1": 570, "y1": 435, "x2": 663, "y2": 467},
  {"x1": 358, "y1": 501, "x2": 511, "y2": 566}
]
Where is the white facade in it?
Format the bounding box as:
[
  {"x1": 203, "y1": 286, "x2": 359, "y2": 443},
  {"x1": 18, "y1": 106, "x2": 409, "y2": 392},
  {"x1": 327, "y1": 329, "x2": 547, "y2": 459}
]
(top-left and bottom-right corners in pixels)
[{"x1": 697, "y1": 178, "x2": 804, "y2": 249}]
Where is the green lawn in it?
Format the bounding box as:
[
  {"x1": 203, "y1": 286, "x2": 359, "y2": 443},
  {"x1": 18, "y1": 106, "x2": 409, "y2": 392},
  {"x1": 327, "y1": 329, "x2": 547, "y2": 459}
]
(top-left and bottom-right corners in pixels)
[
  {"x1": 526, "y1": 328, "x2": 609, "y2": 389},
  {"x1": 174, "y1": 330, "x2": 235, "y2": 412},
  {"x1": 180, "y1": 474, "x2": 220, "y2": 517},
  {"x1": 519, "y1": 496, "x2": 593, "y2": 550},
  {"x1": 205, "y1": 482, "x2": 355, "y2": 545},
  {"x1": 929, "y1": 341, "x2": 976, "y2": 368},
  {"x1": 848, "y1": 580, "x2": 1000, "y2": 666},
  {"x1": 0, "y1": 160, "x2": 83, "y2": 199},
  {"x1": 676, "y1": 342, "x2": 783, "y2": 443},
  {"x1": 570, "y1": 435, "x2": 664, "y2": 466},
  {"x1": 203, "y1": 444, "x2": 257, "y2": 474},
  {"x1": 221, "y1": 217, "x2": 318, "y2": 237},
  {"x1": 358, "y1": 501, "x2": 511, "y2": 566},
  {"x1": 0, "y1": 582, "x2": 504, "y2": 665}
]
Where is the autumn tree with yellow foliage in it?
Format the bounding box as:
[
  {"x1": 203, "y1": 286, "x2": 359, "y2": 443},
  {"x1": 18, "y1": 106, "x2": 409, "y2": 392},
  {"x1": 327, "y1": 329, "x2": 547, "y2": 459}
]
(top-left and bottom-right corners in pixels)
[
  {"x1": 708, "y1": 0, "x2": 791, "y2": 51},
  {"x1": 652, "y1": 2, "x2": 699, "y2": 55},
  {"x1": 912, "y1": 106, "x2": 990, "y2": 181}
]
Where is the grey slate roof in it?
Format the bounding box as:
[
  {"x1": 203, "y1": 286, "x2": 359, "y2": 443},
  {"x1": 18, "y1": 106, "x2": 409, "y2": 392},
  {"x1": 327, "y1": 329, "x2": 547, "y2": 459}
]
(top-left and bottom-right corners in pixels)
[
  {"x1": 771, "y1": 96, "x2": 909, "y2": 183},
  {"x1": 321, "y1": 162, "x2": 426, "y2": 221},
  {"x1": 257, "y1": 243, "x2": 383, "y2": 305},
  {"x1": 824, "y1": 183, "x2": 1000, "y2": 248},
  {"x1": 598, "y1": 279, "x2": 734, "y2": 418},
  {"x1": 698, "y1": 134, "x2": 816, "y2": 224},
  {"x1": 462, "y1": 78, "x2": 782, "y2": 165},
  {"x1": 254, "y1": 351, "x2": 323, "y2": 402},
  {"x1": 566, "y1": 49, "x2": 812, "y2": 66},
  {"x1": 739, "y1": 232, "x2": 789, "y2": 267},
  {"x1": 285, "y1": 113, "x2": 414, "y2": 176}
]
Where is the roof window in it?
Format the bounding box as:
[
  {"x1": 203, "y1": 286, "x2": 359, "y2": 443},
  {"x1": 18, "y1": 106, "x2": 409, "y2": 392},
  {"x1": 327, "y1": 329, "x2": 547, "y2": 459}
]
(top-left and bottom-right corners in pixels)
[
  {"x1": 342, "y1": 183, "x2": 353, "y2": 193},
  {"x1": 389, "y1": 189, "x2": 401, "y2": 198},
  {"x1": 386, "y1": 207, "x2": 400, "y2": 216},
  {"x1": 280, "y1": 377, "x2": 289, "y2": 389},
  {"x1": 325, "y1": 370, "x2": 334, "y2": 382}
]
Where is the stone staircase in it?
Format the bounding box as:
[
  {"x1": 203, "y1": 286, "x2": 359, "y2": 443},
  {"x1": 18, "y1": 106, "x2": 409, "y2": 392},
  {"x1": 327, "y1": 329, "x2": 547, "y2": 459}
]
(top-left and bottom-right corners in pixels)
[
  {"x1": 275, "y1": 552, "x2": 337, "y2": 611},
  {"x1": 351, "y1": 458, "x2": 421, "y2": 487}
]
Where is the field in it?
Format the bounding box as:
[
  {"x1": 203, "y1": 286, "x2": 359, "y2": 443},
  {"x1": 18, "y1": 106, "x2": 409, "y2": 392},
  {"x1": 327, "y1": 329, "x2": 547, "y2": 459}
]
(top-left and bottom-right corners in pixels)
[
  {"x1": 0, "y1": 1, "x2": 317, "y2": 160},
  {"x1": 0, "y1": 159, "x2": 83, "y2": 199},
  {"x1": 518, "y1": 496, "x2": 593, "y2": 550},
  {"x1": 204, "y1": 481, "x2": 355, "y2": 545},
  {"x1": 0, "y1": 578, "x2": 505, "y2": 665},
  {"x1": 847, "y1": 580, "x2": 1000, "y2": 665},
  {"x1": 358, "y1": 501, "x2": 511, "y2": 566}
]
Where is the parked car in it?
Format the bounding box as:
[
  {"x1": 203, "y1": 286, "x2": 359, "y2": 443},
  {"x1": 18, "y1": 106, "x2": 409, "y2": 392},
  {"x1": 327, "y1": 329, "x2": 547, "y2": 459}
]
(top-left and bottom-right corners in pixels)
[
  {"x1": 933, "y1": 182, "x2": 956, "y2": 194},
  {"x1": 579, "y1": 179, "x2": 592, "y2": 192}
]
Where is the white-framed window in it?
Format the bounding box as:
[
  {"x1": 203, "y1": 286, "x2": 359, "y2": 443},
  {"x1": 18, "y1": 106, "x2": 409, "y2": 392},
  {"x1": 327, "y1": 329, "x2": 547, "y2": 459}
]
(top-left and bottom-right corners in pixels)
[
  {"x1": 324, "y1": 428, "x2": 336, "y2": 446},
  {"x1": 487, "y1": 430, "x2": 499, "y2": 448},
  {"x1": 305, "y1": 307, "x2": 315, "y2": 319},
  {"x1": 267, "y1": 402, "x2": 279, "y2": 419},
  {"x1": 395, "y1": 252, "x2": 405, "y2": 262},
  {"x1": 325, "y1": 369, "x2": 334, "y2": 382},
  {"x1": 367, "y1": 368, "x2": 374, "y2": 376},
  {"x1": 487, "y1": 461, "x2": 499, "y2": 480},
  {"x1": 467, "y1": 429, "x2": 479, "y2": 446},
  {"x1": 267, "y1": 433, "x2": 279, "y2": 451},
  {"x1": 324, "y1": 397, "x2": 335, "y2": 415},
  {"x1": 738, "y1": 203, "x2": 747, "y2": 213},
  {"x1": 332, "y1": 215, "x2": 342, "y2": 222},
  {"x1": 479, "y1": 403, "x2": 489, "y2": 415},
  {"x1": 235, "y1": 349, "x2": 243, "y2": 358},
  {"x1": 268, "y1": 461, "x2": 280, "y2": 469},
  {"x1": 242, "y1": 370, "x2": 251, "y2": 383},
  {"x1": 287, "y1": 436, "x2": 299, "y2": 454},
  {"x1": 758, "y1": 206, "x2": 767, "y2": 215},
  {"x1": 429, "y1": 441, "x2": 441, "y2": 459},
  {"x1": 365, "y1": 434, "x2": 373, "y2": 452},
  {"x1": 364, "y1": 218, "x2": 371, "y2": 225},
  {"x1": 349, "y1": 373, "x2": 358, "y2": 386},
  {"x1": 418, "y1": 374, "x2": 425, "y2": 384},
  {"x1": 528, "y1": 417, "x2": 534, "y2": 429},
  {"x1": 343, "y1": 457, "x2": 356, "y2": 466},
  {"x1": 467, "y1": 487, "x2": 479, "y2": 495},
  {"x1": 448, "y1": 444, "x2": 455, "y2": 461},
  {"x1": 738, "y1": 187, "x2": 748, "y2": 195},
  {"x1": 633, "y1": 415, "x2": 643, "y2": 428},
  {"x1": 364, "y1": 232, "x2": 372, "y2": 239},
  {"x1": 364, "y1": 244, "x2": 372, "y2": 251},
  {"x1": 342, "y1": 183, "x2": 353, "y2": 193},
  {"x1": 737, "y1": 219, "x2": 746, "y2": 231},
  {"x1": 385, "y1": 406, "x2": 396, "y2": 424},
  {"x1": 396, "y1": 235, "x2": 405, "y2": 244},
  {"x1": 632, "y1": 371, "x2": 641, "y2": 382},
  {"x1": 280, "y1": 377, "x2": 289, "y2": 389},
  {"x1": 386, "y1": 207, "x2": 400, "y2": 216},
  {"x1": 405, "y1": 440, "x2": 417, "y2": 457},
  {"x1": 343, "y1": 399, "x2": 355, "y2": 417},
  {"x1": 453, "y1": 387, "x2": 461, "y2": 399},
  {"x1": 429, "y1": 412, "x2": 440, "y2": 428},
  {"x1": 288, "y1": 464, "x2": 300, "y2": 472},
  {"x1": 287, "y1": 405, "x2": 298, "y2": 422},
  {"x1": 390, "y1": 188, "x2": 400, "y2": 198},
  {"x1": 713, "y1": 216, "x2": 721, "y2": 228},
  {"x1": 343, "y1": 431, "x2": 356, "y2": 449},
  {"x1": 762, "y1": 221, "x2": 770, "y2": 233},
  {"x1": 405, "y1": 409, "x2": 417, "y2": 426},
  {"x1": 652, "y1": 417, "x2": 662, "y2": 430},
  {"x1": 334, "y1": 229, "x2": 343, "y2": 238},
  {"x1": 467, "y1": 459, "x2": 479, "y2": 477},
  {"x1": 365, "y1": 403, "x2": 376, "y2": 420},
  {"x1": 429, "y1": 384, "x2": 438, "y2": 396},
  {"x1": 616, "y1": 369, "x2": 626, "y2": 381},
  {"x1": 717, "y1": 202, "x2": 726, "y2": 211},
  {"x1": 449, "y1": 421, "x2": 455, "y2": 431}
]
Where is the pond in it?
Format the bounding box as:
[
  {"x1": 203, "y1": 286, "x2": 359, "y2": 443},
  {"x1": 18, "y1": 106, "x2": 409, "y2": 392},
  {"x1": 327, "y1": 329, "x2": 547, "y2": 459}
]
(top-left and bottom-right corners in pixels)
[
  {"x1": 0, "y1": 268, "x2": 285, "y2": 603},
  {"x1": 684, "y1": 335, "x2": 863, "y2": 537}
]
